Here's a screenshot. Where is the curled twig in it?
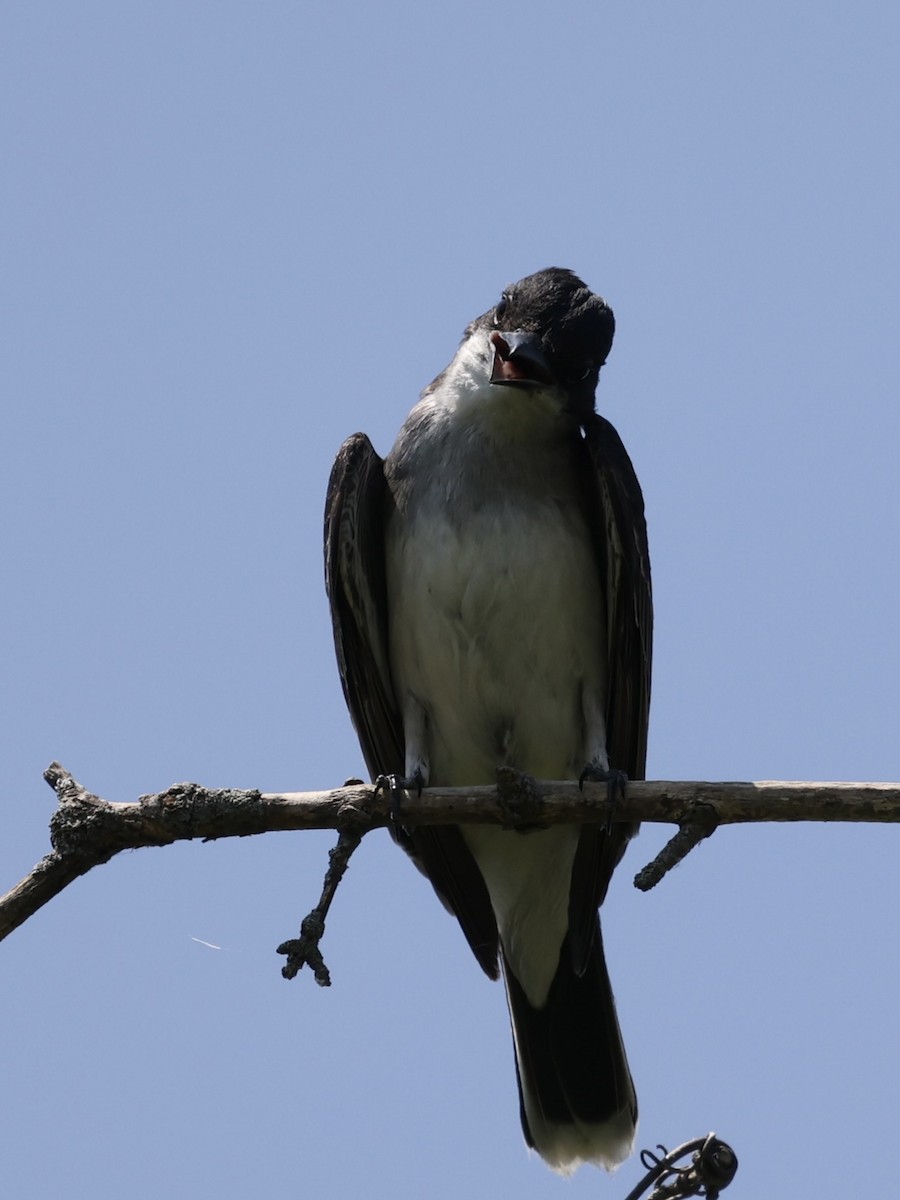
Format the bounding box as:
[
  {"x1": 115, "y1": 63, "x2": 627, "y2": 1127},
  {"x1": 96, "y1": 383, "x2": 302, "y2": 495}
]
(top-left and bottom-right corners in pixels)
[{"x1": 622, "y1": 1133, "x2": 738, "y2": 1200}]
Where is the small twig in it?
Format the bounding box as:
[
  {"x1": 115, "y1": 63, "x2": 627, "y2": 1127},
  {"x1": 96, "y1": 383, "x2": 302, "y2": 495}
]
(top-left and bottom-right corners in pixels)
[
  {"x1": 633, "y1": 803, "x2": 720, "y2": 891},
  {"x1": 622, "y1": 1133, "x2": 738, "y2": 1200},
  {"x1": 277, "y1": 825, "x2": 365, "y2": 987}
]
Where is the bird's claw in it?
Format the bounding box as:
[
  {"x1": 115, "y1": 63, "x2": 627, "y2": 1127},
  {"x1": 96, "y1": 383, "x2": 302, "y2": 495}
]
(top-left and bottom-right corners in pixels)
[
  {"x1": 374, "y1": 770, "x2": 424, "y2": 833},
  {"x1": 578, "y1": 764, "x2": 628, "y2": 833}
]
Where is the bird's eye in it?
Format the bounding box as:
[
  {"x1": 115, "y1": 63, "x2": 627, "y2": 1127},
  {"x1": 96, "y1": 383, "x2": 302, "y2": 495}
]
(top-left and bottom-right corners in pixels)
[{"x1": 493, "y1": 294, "x2": 510, "y2": 327}]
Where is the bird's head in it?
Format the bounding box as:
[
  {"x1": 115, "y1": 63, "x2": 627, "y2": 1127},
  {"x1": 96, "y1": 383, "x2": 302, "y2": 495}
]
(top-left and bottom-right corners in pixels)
[{"x1": 435, "y1": 268, "x2": 615, "y2": 426}]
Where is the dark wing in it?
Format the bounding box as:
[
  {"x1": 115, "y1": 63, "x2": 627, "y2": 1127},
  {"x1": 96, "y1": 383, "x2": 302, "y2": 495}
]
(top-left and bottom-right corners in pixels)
[
  {"x1": 569, "y1": 412, "x2": 653, "y2": 967},
  {"x1": 324, "y1": 433, "x2": 404, "y2": 778},
  {"x1": 585, "y1": 412, "x2": 653, "y2": 783},
  {"x1": 325, "y1": 433, "x2": 500, "y2": 979}
]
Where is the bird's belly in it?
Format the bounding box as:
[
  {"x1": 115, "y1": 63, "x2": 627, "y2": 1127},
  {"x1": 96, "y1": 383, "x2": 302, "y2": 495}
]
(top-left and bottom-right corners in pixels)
[{"x1": 387, "y1": 500, "x2": 605, "y2": 786}]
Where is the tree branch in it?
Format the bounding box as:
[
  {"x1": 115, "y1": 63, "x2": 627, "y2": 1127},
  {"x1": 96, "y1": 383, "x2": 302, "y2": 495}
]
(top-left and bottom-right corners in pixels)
[{"x1": 3, "y1": 764, "x2": 899, "y2": 956}]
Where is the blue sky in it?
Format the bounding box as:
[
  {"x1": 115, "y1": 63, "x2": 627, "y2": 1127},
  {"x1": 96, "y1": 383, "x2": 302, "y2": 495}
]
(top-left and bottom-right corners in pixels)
[{"x1": 3, "y1": 3, "x2": 899, "y2": 1197}]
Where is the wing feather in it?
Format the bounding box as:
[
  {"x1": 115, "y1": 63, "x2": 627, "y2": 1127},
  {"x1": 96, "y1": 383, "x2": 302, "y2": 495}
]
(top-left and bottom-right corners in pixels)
[
  {"x1": 569, "y1": 413, "x2": 653, "y2": 969},
  {"x1": 324, "y1": 433, "x2": 404, "y2": 776}
]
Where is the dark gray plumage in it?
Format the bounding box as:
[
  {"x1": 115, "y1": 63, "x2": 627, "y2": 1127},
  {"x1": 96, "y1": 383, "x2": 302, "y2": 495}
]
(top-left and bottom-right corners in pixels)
[{"x1": 325, "y1": 268, "x2": 652, "y2": 1173}]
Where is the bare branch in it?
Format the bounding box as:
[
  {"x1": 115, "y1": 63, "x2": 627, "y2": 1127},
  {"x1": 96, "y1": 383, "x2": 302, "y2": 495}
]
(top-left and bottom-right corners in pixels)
[{"x1": 2, "y1": 764, "x2": 899, "y2": 949}]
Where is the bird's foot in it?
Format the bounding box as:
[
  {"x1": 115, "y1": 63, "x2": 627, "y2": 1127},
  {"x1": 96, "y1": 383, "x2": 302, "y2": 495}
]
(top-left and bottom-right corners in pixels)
[
  {"x1": 578, "y1": 764, "x2": 628, "y2": 833},
  {"x1": 374, "y1": 769, "x2": 425, "y2": 831}
]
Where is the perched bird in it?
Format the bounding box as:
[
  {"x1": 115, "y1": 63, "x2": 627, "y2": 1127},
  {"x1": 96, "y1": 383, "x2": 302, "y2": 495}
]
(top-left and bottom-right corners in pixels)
[{"x1": 324, "y1": 268, "x2": 652, "y2": 1173}]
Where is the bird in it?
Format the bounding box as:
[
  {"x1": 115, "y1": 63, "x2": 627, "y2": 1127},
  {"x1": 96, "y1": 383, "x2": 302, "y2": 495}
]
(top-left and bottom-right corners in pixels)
[{"x1": 324, "y1": 267, "x2": 652, "y2": 1174}]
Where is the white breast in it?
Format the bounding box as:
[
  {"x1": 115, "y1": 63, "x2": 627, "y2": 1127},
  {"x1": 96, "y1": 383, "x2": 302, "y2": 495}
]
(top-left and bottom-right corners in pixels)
[{"x1": 387, "y1": 497, "x2": 604, "y2": 784}]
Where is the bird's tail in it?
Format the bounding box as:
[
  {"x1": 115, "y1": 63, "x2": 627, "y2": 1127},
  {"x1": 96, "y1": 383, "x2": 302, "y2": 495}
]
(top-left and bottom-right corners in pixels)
[{"x1": 502, "y1": 920, "x2": 637, "y2": 1175}]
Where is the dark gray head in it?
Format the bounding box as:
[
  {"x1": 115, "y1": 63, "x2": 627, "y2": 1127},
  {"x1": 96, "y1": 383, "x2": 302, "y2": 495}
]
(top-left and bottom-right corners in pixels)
[{"x1": 466, "y1": 268, "x2": 615, "y2": 419}]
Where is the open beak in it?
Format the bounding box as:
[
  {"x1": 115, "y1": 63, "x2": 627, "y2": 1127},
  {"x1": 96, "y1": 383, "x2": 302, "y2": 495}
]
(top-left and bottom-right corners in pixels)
[{"x1": 489, "y1": 330, "x2": 554, "y2": 387}]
